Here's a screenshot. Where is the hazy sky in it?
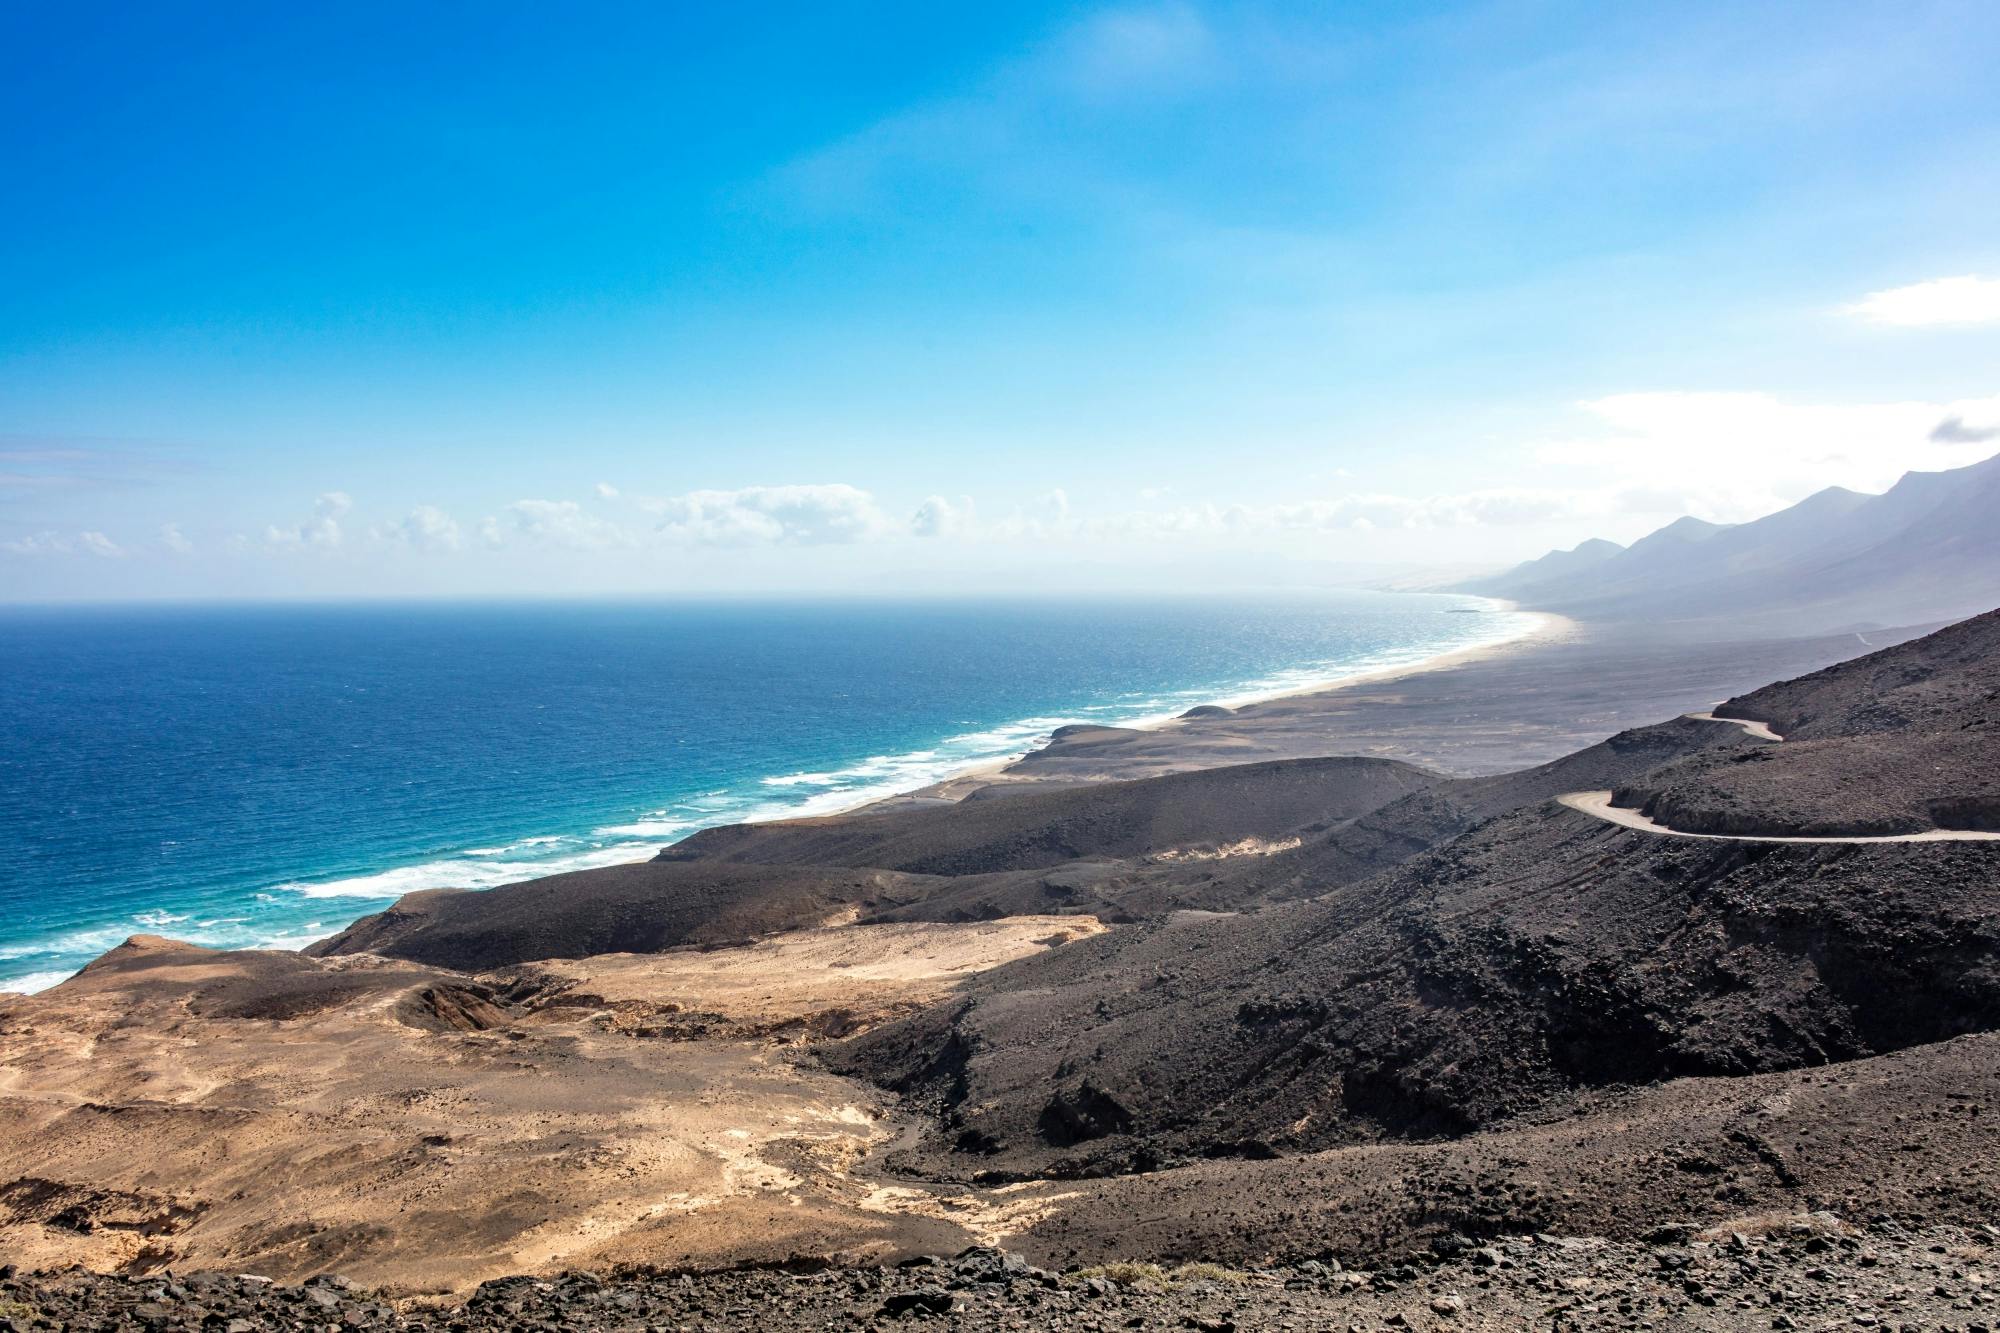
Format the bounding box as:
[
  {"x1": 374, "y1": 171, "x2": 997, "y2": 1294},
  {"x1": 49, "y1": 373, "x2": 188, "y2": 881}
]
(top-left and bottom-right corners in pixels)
[{"x1": 4, "y1": 1, "x2": 1999, "y2": 599}]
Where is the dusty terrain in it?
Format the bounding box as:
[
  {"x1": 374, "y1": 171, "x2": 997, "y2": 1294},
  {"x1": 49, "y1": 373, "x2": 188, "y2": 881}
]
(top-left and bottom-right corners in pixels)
[{"x1": 0, "y1": 919, "x2": 1097, "y2": 1293}]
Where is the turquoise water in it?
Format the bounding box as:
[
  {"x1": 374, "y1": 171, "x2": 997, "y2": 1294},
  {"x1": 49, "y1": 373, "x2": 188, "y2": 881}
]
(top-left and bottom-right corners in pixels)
[{"x1": 0, "y1": 593, "x2": 1531, "y2": 991}]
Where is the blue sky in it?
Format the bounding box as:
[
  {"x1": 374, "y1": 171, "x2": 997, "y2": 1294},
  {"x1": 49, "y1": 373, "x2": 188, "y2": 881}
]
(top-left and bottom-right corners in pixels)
[{"x1": 4, "y1": 0, "x2": 1999, "y2": 598}]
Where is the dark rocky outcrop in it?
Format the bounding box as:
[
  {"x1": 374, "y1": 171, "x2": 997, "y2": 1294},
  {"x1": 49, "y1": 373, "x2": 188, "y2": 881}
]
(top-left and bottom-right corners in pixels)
[
  {"x1": 833, "y1": 804, "x2": 2000, "y2": 1179},
  {"x1": 311, "y1": 863, "x2": 942, "y2": 970},
  {"x1": 1618, "y1": 608, "x2": 2000, "y2": 835},
  {"x1": 659, "y1": 756, "x2": 1443, "y2": 875}
]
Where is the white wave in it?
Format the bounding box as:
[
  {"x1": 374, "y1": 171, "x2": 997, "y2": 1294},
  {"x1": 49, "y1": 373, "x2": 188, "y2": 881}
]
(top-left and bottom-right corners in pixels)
[
  {"x1": 462, "y1": 833, "x2": 573, "y2": 856},
  {"x1": 3, "y1": 594, "x2": 1542, "y2": 983},
  {"x1": 0, "y1": 970, "x2": 76, "y2": 995},
  {"x1": 940, "y1": 716, "x2": 1070, "y2": 750},
  {"x1": 592, "y1": 817, "x2": 695, "y2": 838},
  {"x1": 0, "y1": 926, "x2": 132, "y2": 964},
  {"x1": 256, "y1": 927, "x2": 339, "y2": 953},
  {"x1": 276, "y1": 841, "x2": 661, "y2": 900}
]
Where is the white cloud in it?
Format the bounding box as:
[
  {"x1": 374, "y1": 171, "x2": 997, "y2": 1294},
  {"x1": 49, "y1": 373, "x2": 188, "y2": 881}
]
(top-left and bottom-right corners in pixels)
[
  {"x1": 2, "y1": 529, "x2": 127, "y2": 557},
  {"x1": 1533, "y1": 391, "x2": 2000, "y2": 522},
  {"x1": 2, "y1": 531, "x2": 69, "y2": 556},
  {"x1": 497, "y1": 499, "x2": 631, "y2": 551},
  {"x1": 911, "y1": 495, "x2": 974, "y2": 538},
  {"x1": 378, "y1": 505, "x2": 462, "y2": 551},
  {"x1": 594, "y1": 482, "x2": 620, "y2": 499},
  {"x1": 265, "y1": 491, "x2": 351, "y2": 550},
  {"x1": 773, "y1": 4, "x2": 1221, "y2": 218},
  {"x1": 1844, "y1": 275, "x2": 2000, "y2": 327},
  {"x1": 645, "y1": 484, "x2": 893, "y2": 546},
  {"x1": 159, "y1": 523, "x2": 193, "y2": 554}
]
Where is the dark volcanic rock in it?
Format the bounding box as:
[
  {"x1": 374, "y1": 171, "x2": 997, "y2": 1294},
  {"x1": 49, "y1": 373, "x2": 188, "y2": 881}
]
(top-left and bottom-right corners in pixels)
[
  {"x1": 4, "y1": 1222, "x2": 1996, "y2": 1331},
  {"x1": 310, "y1": 862, "x2": 942, "y2": 969},
  {"x1": 836, "y1": 800, "x2": 2000, "y2": 1177},
  {"x1": 1621, "y1": 608, "x2": 2000, "y2": 835},
  {"x1": 659, "y1": 756, "x2": 1444, "y2": 875}
]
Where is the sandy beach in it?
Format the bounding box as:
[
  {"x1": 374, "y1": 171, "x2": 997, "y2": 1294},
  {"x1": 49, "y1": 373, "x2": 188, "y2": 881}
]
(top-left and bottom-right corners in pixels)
[
  {"x1": 848, "y1": 608, "x2": 1937, "y2": 812},
  {"x1": 849, "y1": 602, "x2": 1565, "y2": 814}
]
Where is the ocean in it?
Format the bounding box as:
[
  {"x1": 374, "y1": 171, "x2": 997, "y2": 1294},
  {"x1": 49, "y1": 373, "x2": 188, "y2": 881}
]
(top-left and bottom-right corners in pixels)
[{"x1": 0, "y1": 592, "x2": 1532, "y2": 991}]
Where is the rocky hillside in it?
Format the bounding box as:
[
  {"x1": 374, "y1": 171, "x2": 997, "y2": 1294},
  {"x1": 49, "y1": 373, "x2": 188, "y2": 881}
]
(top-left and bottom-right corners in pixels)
[{"x1": 1617, "y1": 608, "x2": 2000, "y2": 835}]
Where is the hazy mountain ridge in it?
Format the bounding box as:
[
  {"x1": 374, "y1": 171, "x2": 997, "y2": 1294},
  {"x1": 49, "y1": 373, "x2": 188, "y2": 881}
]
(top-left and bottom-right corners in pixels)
[{"x1": 1460, "y1": 451, "x2": 2000, "y2": 633}]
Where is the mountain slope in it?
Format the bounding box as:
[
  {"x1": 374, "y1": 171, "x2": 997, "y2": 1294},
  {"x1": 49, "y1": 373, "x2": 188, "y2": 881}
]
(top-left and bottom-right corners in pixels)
[
  {"x1": 835, "y1": 608, "x2": 2000, "y2": 1178},
  {"x1": 659, "y1": 756, "x2": 1443, "y2": 876},
  {"x1": 1461, "y1": 452, "x2": 2000, "y2": 632}
]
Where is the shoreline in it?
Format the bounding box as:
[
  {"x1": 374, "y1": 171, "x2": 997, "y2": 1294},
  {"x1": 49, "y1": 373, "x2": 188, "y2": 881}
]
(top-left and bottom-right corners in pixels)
[
  {"x1": 851, "y1": 602, "x2": 1567, "y2": 811},
  {"x1": 0, "y1": 597, "x2": 1556, "y2": 993}
]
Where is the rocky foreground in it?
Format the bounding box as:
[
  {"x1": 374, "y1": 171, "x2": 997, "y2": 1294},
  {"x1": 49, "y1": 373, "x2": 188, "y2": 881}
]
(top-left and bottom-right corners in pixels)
[{"x1": 4, "y1": 1221, "x2": 1998, "y2": 1332}]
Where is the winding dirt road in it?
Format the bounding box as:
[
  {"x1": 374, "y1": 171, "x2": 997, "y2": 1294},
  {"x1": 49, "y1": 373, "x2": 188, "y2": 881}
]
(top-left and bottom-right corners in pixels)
[
  {"x1": 1684, "y1": 710, "x2": 1783, "y2": 742},
  {"x1": 1556, "y1": 711, "x2": 2000, "y2": 844},
  {"x1": 1556, "y1": 789, "x2": 2000, "y2": 844}
]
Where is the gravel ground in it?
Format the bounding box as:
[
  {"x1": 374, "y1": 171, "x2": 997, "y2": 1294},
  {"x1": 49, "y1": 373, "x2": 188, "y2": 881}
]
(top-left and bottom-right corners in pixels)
[{"x1": 3, "y1": 1218, "x2": 1997, "y2": 1331}]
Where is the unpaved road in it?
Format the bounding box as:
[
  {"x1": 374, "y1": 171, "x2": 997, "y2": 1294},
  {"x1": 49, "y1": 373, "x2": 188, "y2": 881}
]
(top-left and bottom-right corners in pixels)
[
  {"x1": 1557, "y1": 789, "x2": 2000, "y2": 842},
  {"x1": 1685, "y1": 709, "x2": 1783, "y2": 741},
  {"x1": 1556, "y1": 710, "x2": 2000, "y2": 842}
]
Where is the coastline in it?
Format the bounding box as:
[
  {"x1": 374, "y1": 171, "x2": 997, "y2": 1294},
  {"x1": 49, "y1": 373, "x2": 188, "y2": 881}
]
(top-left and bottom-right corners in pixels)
[
  {"x1": 0, "y1": 594, "x2": 1547, "y2": 994},
  {"x1": 854, "y1": 602, "x2": 1567, "y2": 812},
  {"x1": 14, "y1": 599, "x2": 1919, "y2": 994}
]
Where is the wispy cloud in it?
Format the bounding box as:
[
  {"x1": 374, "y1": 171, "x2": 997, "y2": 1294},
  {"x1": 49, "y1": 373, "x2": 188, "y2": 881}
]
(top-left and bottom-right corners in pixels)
[
  {"x1": 376, "y1": 505, "x2": 463, "y2": 551},
  {"x1": 645, "y1": 484, "x2": 894, "y2": 546},
  {"x1": 2, "y1": 529, "x2": 127, "y2": 557},
  {"x1": 0, "y1": 436, "x2": 198, "y2": 493},
  {"x1": 768, "y1": 4, "x2": 1222, "y2": 222},
  {"x1": 1533, "y1": 391, "x2": 2000, "y2": 522},
  {"x1": 1089, "y1": 488, "x2": 1612, "y2": 540},
  {"x1": 1844, "y1": 275, "x2": 2000, "y2": 327},
  {"x1": 264, "y1": 492, "x2": 351, "y2": 550},
  {"x1": 491, "y1": 499, "x2": 631, "y2": 551},
  {"x1": 1051, "y1": 4, "x2": 1220, "y2": 100},
  {"x1": 3, "y1": 532, "x2": 67, "y2": 556}
]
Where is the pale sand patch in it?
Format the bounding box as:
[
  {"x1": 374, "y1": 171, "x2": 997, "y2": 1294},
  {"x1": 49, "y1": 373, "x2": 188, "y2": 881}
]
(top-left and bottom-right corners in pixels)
[
  {"x1": 523, "y1": 916, "x2": 1106, "y2": 1031},
  {"x1": 0, "y1": 917, "x2": 1104, "y2": 1294},
  {"x1": 1149, "y1": 836, "x2": 1305, "y2": 864}
]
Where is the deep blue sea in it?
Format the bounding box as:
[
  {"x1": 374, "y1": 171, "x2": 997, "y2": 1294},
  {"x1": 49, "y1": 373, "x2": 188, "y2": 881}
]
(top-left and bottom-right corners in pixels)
[{"x1": 0, "y1": 593, "x2": 1530, "y2": 991}]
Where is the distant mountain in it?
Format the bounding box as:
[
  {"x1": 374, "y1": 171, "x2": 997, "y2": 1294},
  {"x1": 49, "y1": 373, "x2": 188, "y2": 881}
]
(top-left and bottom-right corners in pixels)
[
  {"x1": 1458, "y1": 536, "x2": 1624, "y2": 599},
  {"x1": 1458, "y1": 452, "x2": 2000, "y2": 635}
]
